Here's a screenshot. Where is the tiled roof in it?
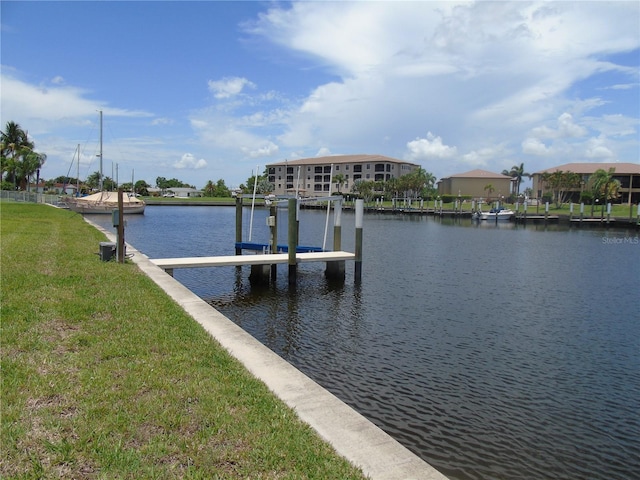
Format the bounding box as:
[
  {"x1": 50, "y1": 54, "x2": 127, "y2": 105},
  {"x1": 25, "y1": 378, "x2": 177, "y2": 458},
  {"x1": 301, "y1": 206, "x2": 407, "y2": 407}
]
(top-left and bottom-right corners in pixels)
[
  {"x1": 443, "y1": 169, "x2": 511, "y2": 179},
  {"x1": 267, "y1": 154, "x2": 418, "y2": 167},
  {"x1": 532, "y1": 162, "x2": 640, "y2": 175}
]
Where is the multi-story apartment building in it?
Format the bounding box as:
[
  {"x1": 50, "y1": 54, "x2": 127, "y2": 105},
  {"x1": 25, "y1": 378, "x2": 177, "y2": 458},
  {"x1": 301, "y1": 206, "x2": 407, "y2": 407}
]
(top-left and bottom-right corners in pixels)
[{"x1": 266, "y1": 154, "x2": 420, "y2": 197}]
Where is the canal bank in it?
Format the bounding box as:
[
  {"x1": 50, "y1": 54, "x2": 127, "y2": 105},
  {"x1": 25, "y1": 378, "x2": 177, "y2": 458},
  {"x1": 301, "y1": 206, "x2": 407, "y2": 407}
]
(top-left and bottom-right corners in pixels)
[{"x1": 88, "y1": 218, "x2": 449, "y2": 480}]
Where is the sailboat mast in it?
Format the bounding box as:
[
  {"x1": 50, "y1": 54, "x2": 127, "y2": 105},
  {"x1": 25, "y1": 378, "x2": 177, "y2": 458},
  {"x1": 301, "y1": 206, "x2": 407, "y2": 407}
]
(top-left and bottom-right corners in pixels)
[
  {"x1": 98, "y1": 110, "x2": 103, "y2": 191},
  {"x1": 76, "y1": 144, "x2": 80, "y2": 196}
]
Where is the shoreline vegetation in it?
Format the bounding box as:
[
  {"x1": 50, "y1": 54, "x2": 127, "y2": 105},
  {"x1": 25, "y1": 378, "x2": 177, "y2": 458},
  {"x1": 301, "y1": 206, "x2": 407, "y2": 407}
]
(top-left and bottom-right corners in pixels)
[{"x1": 1, "y1": 203, "x2": 367, "y2": 479}]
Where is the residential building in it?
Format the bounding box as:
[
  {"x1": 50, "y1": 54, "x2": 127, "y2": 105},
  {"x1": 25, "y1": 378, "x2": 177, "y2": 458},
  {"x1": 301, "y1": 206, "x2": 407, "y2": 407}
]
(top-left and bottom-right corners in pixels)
[
  {"x1": 437, "y1": 169, "x2": 513, "y2": 200},
  {"x1": 166, "y1": 187, "x2": 203, "y2": 198},
  {"x1": 266, "y1": 154, "x2": 421, "y2": 197},
  {"x1": 531, "y1": 162, "x2": 640, "y2": 204}
]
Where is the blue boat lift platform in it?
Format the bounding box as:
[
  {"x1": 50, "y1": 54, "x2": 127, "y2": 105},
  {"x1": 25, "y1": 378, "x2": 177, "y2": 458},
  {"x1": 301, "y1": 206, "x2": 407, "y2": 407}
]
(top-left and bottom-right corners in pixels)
[{"x1": 234, "y1": 242, "x2": 324, "y2": 253}]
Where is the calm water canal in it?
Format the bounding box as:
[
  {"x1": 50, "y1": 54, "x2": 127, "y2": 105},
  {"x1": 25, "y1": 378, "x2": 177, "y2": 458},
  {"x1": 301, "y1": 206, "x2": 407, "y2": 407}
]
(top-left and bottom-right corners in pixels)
[{"x1": 87, "y1": 206, "x2": 639, "y2": 480}]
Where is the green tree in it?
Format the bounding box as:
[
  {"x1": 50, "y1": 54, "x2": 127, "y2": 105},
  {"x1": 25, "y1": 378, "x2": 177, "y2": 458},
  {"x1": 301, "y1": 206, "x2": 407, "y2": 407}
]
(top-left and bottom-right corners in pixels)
[
  {"x1": 484, "y1": 184, "x2": 495, "y2": 199},
  {"x1": 241, "y1": 170, "x2": 273, "y2": 195},
  {"x1": 351, "y1": 180, "x2": 376, "y2": 205},
  {"x1": 502, "y1": 163, "x2": 530, "y2": 196},
  {"x1": 213, "y1": 178, "x2": 231, "y2": 197},
  {"x1": 1, "y1": 121, "x2": 42, "y2": 190},
  {"x1": 543, "y1": 170, "x2": 581, "y2": 207},
  {"x1": 333, "y1": 173, "x2": 346, "y2": 194},
  {"x1": 135, "y1": 180, "x2": 150, "y2": 196},
  {"x1": 589, "y1": 168, "x2": 620, "y2": 218}
]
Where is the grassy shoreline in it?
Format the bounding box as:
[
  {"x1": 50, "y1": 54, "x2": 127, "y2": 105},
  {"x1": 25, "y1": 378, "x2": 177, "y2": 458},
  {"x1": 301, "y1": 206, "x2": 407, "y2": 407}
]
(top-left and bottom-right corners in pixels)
[{"x1": 1, "y1": 203, "x2": 367, "y2": 479}]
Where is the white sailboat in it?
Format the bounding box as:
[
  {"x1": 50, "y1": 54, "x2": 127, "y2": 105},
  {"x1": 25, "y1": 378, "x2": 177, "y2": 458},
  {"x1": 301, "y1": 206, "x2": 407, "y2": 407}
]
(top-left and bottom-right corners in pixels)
[{"x1": 67, "y1": 111, "x2": 145, "y2": 214}]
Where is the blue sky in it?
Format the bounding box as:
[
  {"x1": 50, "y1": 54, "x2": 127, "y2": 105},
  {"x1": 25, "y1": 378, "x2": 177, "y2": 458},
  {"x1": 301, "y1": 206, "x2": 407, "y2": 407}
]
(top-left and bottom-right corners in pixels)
[{"x1": 2, "y1": 1, "x2": 639, "y2": 190}]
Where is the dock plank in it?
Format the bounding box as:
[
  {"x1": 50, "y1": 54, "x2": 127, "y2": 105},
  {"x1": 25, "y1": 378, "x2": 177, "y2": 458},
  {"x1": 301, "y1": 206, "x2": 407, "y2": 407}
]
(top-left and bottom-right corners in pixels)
[{"x1": 151, "y1": 251, "x2": 356, "y2": 270}]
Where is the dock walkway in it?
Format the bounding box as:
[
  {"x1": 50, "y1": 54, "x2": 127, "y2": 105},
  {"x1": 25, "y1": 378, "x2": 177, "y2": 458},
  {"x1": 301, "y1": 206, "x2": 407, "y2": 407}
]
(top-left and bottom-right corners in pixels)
[{"x1": 151, "y1": 251, "x2": 356, "y2": 271}]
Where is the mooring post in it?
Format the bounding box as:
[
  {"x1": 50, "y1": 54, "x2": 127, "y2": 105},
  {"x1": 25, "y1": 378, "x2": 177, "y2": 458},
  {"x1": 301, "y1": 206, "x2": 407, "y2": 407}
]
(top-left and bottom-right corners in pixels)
[
  {"x1": 355, "y1": 199, "x2": 363, "y2": 283},
  {"x1": 326, "y1": 198, "x2": 345, "y2": 280},
  {"x1": 117, "y1": 188, "x2": 125, "y2": 263},
  {"x1": 235, "y1": 196, "x2": 243, "y2": 255},
  {"x1": 270, "y1": 204, "x2": 278, "y2": 280},
  {"x1": 288, "y1": 198, "x2": 297, "y2": 286},
  {"x1": 523, "y1": 200, "x2": 527, "y2": 223},
  {"x1": 545, "y1": 201, "x2": 549, "y2": 223},
  {"x1": 569, "y1": 202, "x2": 574, "y2": 221}
]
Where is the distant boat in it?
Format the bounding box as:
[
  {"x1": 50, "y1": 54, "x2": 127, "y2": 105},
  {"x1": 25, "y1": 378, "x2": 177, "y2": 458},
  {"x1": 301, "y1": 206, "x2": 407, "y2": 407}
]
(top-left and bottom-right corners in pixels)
[
  {"x1": 68, "y1": 191, "x2": 145, "y2": 214},
  {"x1": 65, "y1": 110, "x2": 145, "y2": 214},
  {"x1": 475, "y1": 206, "x2": 514, "y2": 221}
]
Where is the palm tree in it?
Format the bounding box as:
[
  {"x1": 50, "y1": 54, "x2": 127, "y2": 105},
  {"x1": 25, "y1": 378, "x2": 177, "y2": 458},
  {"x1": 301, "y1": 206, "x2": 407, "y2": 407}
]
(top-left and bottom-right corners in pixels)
[
  {"x1": 484, "y1": 183, "x2": 495, "y2": 199},
  {"x1": 1, "y1": 121, "x2": 34, "y2": 189},
  {"x1": 502, "y1": 163, "x2": 530, "y2": 196},
  {"x1": 333, "y1": 173, "x2": 345, "y2": 194},
  {"x1": 589, "y1": 168, "x2": 620, "y2": 219},
  {"x1": 203, "y1": 180, "x2": 215, "y2": 197}
]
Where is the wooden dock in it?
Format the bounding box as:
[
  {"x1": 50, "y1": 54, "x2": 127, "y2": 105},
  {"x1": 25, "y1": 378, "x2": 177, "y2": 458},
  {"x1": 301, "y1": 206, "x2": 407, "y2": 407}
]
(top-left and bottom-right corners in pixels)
[{"x1": 151, "y1": 251, "x2": 356, "y2": 273}]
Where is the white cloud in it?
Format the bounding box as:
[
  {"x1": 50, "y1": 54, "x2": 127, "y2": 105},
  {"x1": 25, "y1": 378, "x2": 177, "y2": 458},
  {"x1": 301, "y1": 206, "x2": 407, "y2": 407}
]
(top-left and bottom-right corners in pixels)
[
  {"x1": 242, "y1": 141, "x2": 279, "y2": 158},
  {"x1": 208, "y1": 77, "x2": 256, "y2": 99},
  {"x1": 522, "y1": 138, "x2": 552, "y2": 156},
  {"x1": 315, "y1": 147, "x2": 332, "y2": 157},
  {"x1": 406, "y1": 132, "x2": 457, "y2": 161},
  {"x1": 532, "y1": 113, "x2": 587, "y2": 139},
  {"x1": 585, "y1": 136, "x2": 614, "y2": 160},
  {"x1": 174, "y1": 153, "x2": 207, "y2": 169}
]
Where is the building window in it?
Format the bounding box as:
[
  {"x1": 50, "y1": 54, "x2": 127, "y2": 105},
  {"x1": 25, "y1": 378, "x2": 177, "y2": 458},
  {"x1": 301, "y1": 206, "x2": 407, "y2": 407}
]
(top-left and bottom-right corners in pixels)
[
  {"x1": 375, "y1": 174, "x2": 384, "y2": 181},
  {"x1": 354, "y1": 165, "x2": 362, "y2": 173},
  {"x1": 268, "y1": 175, "x2": 275, "y2": 183},
  {"x1": 366, "y1": 164, "x2": 371, "y2": 170},
  {"x1": 315, "y1": 166, "x2": 323, "y2": 173},
  {"x1": 354, "y1": 174, "x2": 362, "y2": 181},
  {"x1": 324, "y1": 175, "x2": 331, "y2": 182},
  {"x1": 335, "y1": 165, "x2": 340, "y2": 170},
  {"x1": 314, "y1": 175, "x2": 323, "y2": 182},
  {"x1": 286, "y1": 167, "x2": 293, "y2": 174},
  {"x1": 323, "y1": 184, "x2": 330, "y2": 191},
  {"x1": 345, "y1": 165, "x2": 350, "y2": 170},
  {"x1": 375, "y1": 164, "x2": 385, "y2": 172},
  {"x1": 366, "y1": 174, "x2": 370, "y2": 179},
  {"x1": 324, "y1": 166, "x2": 331, "y2": 173},
  {"x1": 268, "y1": 167, "x2": 275, "y2": 174},
  {"x1": 314, "y1": 184, "x2": 322, "y2": 191},
  {"x1": 286, "y1": 183, "x2": 293, "y2": 189},
  {"x1": 386, "y1": 164, "x2": 391, "y2": 172}
]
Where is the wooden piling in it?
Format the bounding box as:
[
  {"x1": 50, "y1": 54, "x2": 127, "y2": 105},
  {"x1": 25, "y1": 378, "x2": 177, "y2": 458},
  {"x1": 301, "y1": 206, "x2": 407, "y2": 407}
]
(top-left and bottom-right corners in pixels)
[
  {"x1": 326, "y1": 198, "x2": 345, "y2": 280},
  {"x1": 355, "y1": 199, "x2": 363, "y2": 283},
  {"x1": 270, "y1": 204, "x2": 278, "y2": 280},
  {"x1": 235, "y1": 196, "x2": 243, "y2": 255},
  {"x1": 117, "y1": 188, "x2": 125, "y2": 263},
  {"x1": 288, "y1": 198, "x2": 297, "y2": 285}
]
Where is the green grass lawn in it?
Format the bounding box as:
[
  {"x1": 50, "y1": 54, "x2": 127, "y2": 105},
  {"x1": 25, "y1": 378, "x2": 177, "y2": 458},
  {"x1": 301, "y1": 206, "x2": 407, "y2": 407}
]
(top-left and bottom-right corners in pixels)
[{"x1": 1, "y1": 202, "x2": 367, "y2": 479}]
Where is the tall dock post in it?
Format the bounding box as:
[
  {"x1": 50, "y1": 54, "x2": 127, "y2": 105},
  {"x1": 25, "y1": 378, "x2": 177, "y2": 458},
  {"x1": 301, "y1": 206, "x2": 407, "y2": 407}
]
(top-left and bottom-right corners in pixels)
[
  {"x1": 326, "y1": 198, "x2": 345, "y2": 281},
  {"x1": 580, "y1": 202, "x2": 584, "y2": 225},
  {"x1": 288, "y1": 198, "x2": 298, "y2": 286},
  {"x1": 269, "y1": 204, "x2": 278, "y2": 280},
  {"x1": 355, "y1": 199, "x2": 363, "y2": 283},
  {"x1": 235, "y1": 196, "x2": 243, "y2": 255},
  {"x1": 117, "y1": 188, "x2": 125, "y2": 263}
]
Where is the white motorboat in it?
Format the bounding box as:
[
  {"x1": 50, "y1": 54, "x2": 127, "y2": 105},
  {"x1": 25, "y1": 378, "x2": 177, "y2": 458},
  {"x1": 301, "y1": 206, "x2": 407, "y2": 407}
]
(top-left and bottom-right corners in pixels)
[{"x1": 475, "y1": 206, "x2": 514, "y2": 221}]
